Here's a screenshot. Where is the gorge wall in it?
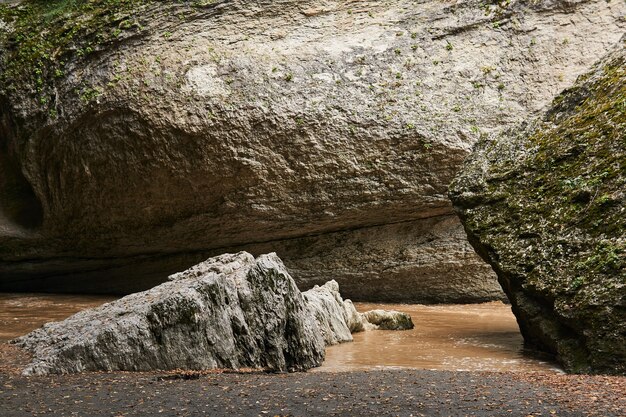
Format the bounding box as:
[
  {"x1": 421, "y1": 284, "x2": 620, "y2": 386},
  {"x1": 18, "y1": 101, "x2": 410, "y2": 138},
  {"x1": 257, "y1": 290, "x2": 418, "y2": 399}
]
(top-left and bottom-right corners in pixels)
[
  {"x1": 450, "y1": 38, "x2": 625, "y2": 374},
  {"x1": 0, "y1": 0, "x2": 624, "y2": 300}
]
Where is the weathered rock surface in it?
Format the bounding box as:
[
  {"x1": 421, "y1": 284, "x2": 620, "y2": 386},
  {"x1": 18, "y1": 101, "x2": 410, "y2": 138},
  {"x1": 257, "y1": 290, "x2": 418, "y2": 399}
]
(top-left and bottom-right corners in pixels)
[
  {"x1": 450, "y1": 38, "x2": 626, "y2": 374},
  {"x1": 13, "y1": 252, "x2": 326, "y2": 375},
  {"x1": 302, "y1": 280, "x2": 356, "y2": 345},
  {"x1": 13, "y1": 251, "x2": 414, "y2": 375},
  {"x1": 0, "y1": 0, "x2": 624, "y2": 301},
  {"x1": 361, "y1": 310, "x2": 415, "y2": 331}
]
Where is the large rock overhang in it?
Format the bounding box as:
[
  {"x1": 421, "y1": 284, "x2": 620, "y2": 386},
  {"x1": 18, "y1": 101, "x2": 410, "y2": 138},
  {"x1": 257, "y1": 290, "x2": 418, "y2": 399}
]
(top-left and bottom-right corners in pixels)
[{"x1": 0, "y1": 0, "x2": 624, "y2": 300}]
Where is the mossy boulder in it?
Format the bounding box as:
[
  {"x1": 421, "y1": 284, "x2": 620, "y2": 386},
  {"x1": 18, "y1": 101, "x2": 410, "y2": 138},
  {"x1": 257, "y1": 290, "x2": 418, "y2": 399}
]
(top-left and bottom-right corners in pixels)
[{"x1": 450, "y1": 37, "x2": 626, "y2": 374}]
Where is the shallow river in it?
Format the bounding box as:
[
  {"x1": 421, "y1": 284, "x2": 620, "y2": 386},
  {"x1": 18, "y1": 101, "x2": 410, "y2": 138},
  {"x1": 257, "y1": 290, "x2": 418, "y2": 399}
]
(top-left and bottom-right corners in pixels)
[
  {"x1": 317, "y1": 302, "x2": 561, "y2": 373},
  {"x1": 0, "y1": 294, "x2": 560, "y2": 373},
  {"x1": 0, "y1": 293, "x2": 116, "y2": 343}
]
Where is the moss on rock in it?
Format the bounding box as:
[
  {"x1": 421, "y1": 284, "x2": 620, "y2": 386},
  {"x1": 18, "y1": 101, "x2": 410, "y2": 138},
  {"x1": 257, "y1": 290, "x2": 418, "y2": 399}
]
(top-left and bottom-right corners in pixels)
[
  {"x1": 0, "y1": 0, "x2": 219, "y2": 115},
  {"x1": 450, "y1": 37, "x2": 626, "y2": 374},
  {"x1": 0, "y1": 1, "x2": 155, "y2": 100}
]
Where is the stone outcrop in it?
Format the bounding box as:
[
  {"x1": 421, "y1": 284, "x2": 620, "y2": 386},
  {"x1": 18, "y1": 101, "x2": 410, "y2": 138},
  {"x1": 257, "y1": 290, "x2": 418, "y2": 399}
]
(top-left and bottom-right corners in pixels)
[
  {"x1": 13, "y1": 252, "x2": 326, "y2": 375},
  {"x1": 0, "y1": 0, "x2": 624, "y2": 301},
  {"x1": 450, "y1": 38, "x2": 626, "y2": 374},
  {"x1": 303, "y1": 280, "x2": 414, "y2": 339},
  {"x1": 13, "y1": 251, "x2": 415, "y2": 375},
  {"x1": 361, "y1": 310, "x2": 415, "y2": 331}
]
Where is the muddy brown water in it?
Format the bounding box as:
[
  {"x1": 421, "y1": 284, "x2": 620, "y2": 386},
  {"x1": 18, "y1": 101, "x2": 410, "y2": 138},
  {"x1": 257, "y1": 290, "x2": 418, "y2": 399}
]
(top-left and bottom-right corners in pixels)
[
  {"x1": 0, "y1": 294, "x2": 560, "y2": 373},
  {"x1": 0, "y1": 293, "x2": 116, "y2": 343},
  {"x1": 317, "y1": 302, "x2": 561, "y2": 373}
]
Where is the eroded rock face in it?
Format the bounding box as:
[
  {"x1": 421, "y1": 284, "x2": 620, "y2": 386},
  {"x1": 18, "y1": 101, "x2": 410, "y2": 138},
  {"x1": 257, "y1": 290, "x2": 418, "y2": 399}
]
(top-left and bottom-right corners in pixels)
[
  {"x1": 302, "y1": 280, "x2": 356, "y2": 345},
  {"x1": 14, "y1": 251, "x2": 415, "y2": 375},
  {"x1": 0, "y1": 0, "x2": 624, "y2": 300},
  {"x1": 450, "y1": 38, "x2": 626, "y2": 374},
  {"x1": 13, "y1": 252, "x2": 326, "y2": 375}
]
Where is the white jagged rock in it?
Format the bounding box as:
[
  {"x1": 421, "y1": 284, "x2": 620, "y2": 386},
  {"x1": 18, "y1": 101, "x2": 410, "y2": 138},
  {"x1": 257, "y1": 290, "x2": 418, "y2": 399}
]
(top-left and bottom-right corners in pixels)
[
  {"x1": 303, "y1": 280, "x2": 354, "y2": 345},
  {"x1": 13, "y1": 252, "x2": 416, "y2": 375},
  {"x1": 13, "y1": 252, "x2": 325, "y2": 375},
  {"x1": 343, "y1": 299, "x2": 365, "y2": 333}
]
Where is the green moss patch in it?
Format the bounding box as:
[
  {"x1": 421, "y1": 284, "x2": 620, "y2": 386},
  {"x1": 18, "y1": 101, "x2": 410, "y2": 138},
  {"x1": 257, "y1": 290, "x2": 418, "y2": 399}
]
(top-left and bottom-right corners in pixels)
[
  {"x1": 452, "y1": 40, "x2": 626, "y2": 374},
  {"x1": 0, "y1": 1, "x2": 160, "y2": 104}
]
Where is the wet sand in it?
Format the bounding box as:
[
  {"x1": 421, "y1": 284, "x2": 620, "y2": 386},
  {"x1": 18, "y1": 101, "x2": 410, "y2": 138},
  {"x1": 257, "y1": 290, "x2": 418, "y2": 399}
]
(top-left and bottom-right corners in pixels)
[{"x1": 0, "y1": 293, "x2": 115, "y2": 342}]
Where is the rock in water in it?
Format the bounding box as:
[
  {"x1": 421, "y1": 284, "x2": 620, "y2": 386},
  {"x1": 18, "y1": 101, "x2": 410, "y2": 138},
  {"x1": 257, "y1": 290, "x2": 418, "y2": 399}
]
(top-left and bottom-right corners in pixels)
[
  {"x1": 303, "y1": 281, "x2": 355, "y2": 345},
  {"x1": 13, "y1": 252, "x2": 325, "y2": 375},
  {"x1": 450, "y1": 38, "x2": 626, "y2": 374},
  {"x1": 361, "y1": 310, "x2": 415, "y2": 331},
  {"x1": 303, "y1": 280, "x2": 414, "y2": 336},
  {"x1": 342, "y1": 299, "x2": 366, "y2": 333},
  {"x1": 13, "y1": 252, "x2": 415, "y2": 375},
  {"x1": 0, "y1": 0, "x2": 624, "y2": 301}
]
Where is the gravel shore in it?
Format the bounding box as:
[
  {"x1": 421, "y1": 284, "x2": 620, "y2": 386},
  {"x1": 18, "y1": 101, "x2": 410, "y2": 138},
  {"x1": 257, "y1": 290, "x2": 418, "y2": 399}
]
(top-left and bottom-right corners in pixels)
[{"x1": 1, "y1": 345, "x2": 624, "y2": 417}]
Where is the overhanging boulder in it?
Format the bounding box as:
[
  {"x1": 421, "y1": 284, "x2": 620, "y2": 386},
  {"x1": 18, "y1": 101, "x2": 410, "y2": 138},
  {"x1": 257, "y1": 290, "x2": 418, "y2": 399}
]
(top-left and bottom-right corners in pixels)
[
  {"x1": 1, "y1": 0, "x2": 624, "y2": 301},
  {"x1": 450, "y1": 38, "x2": 626, "y2": 374}
]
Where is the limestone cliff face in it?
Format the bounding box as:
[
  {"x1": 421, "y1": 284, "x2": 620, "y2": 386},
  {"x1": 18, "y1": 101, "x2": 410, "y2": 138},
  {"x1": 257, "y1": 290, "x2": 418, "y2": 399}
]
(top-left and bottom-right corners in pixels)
[
  {"x1": 450, "y1": 38, "x2": 625, "y2": 374},
  {"x1": 0, "y1": 0, "x2": 624, "y2": 300}
]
